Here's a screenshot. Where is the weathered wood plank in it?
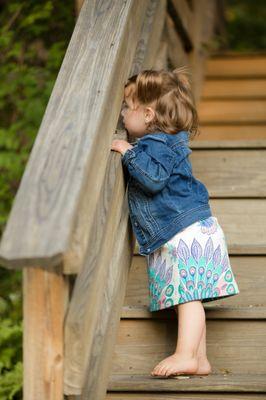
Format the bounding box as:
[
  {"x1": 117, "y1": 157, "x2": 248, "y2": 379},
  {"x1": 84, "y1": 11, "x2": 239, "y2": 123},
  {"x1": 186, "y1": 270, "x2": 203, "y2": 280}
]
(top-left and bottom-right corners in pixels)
[
  {"x1": 153, "y1": 38, "x2": 168, "y2": 70},
  {"x1": 141, "y1": 0, "x2": 166, "y2": 70},
  {"x1": 190, "y1": 150, "x2": 266, "y2": 197},
  {"x1": 134, "y1": 199, "x2": 266, "y2": 254},
  {"x1": 106, "y1": 393, "x2": 266, "y2": 400},
  {"x1": 64, "y1": 2, "x2": 169, "y2": 397},
  {"x1": 199, "y1": 100, "x2": 266, "y2": 124},
  {"x1": 206, "y1": 55, "x2": 266, "y2": 78},
  {"x1": 69, "y1": 384, "x2": 266, "y2": 398},
  {"x1": 168, "y1": 0, "x2": 194, "y2": 51},
  {"x1": 152, "y1": 3, "x2": 168, "y2": 71},
  {"x1": 65, "y1": 0, "x2": 165, "y2": 274},
  {"x1": 191, "y1": 140, "x2": 266, "y2": 149},
  {"x1": 202, "y1": 79, "x2": 266, "y2": 99},
  {"x1": 123, "y1": 256, "x2": 266, "y2": 312},
  {"x1": 107, "y1": 373, "x2": 266, "y2": 393},
  {"x1": 63, "y1": 149, "x2": 133, "y2": 395},
  {"x1": 110, "y1": 320, "x2": 266, "y2": 375},
  {"x1": 165, "y1": 13, "x2": 189, "y2": 69},
  {"x1": 81, "y1": 189, "x2": 133, "y2": 399},
  {"x1": 191, "y1": 125, "x2": 266, "y2": 148},
  {"x1": 188, "y1": 0, "x2": 217, "y2": 102},
  {"x1": 210, "y1": 199, "x2": 266, "y2": 254},
  {"x1": 121, "y1": 304, "x2": 266, "y2": 320},
  {"x1": 23, "y1": 265, "x2": 69, "y2": 400},
  {"x1": 0, "y1": 0, "x2": 149, "y2": 270}
]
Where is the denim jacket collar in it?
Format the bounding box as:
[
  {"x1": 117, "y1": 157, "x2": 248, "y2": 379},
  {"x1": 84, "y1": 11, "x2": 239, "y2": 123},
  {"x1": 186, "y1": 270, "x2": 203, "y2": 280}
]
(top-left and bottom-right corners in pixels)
[{"x1": 137, "y1": 130, "x2": 189, "y2": 146}]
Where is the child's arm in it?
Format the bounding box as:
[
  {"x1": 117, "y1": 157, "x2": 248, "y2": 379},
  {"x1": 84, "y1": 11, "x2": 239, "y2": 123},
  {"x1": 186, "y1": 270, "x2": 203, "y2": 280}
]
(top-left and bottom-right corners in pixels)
[{"x1": 120, "y1": 137, "x2": 176, "y2": 195}]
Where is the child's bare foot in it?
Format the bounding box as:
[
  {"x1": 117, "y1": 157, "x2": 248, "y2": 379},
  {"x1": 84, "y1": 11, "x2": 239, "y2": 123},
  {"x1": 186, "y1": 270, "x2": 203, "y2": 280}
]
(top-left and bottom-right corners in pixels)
[
  {"x1": 150, "y1": 352, "x2": 198, "y2": 377},
  {"x1": 150, "y1": 354, "x2": 212, "y2": 377},
  {"x1": 195, "y1": 356, "x2": 212, "y2": 375}
]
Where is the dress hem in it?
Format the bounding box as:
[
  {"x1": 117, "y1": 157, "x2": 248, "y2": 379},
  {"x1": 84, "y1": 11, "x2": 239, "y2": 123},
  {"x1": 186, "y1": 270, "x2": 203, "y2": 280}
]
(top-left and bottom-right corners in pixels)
[{"x1": 149, "y1": 290, "x2": 240, "y2": 312}]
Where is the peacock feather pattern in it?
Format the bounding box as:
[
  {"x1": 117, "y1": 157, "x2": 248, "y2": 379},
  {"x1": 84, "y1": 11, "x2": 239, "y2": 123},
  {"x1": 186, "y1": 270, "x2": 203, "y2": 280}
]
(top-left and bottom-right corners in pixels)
[{"x1": 147, "y1": 217, "x2": 240, "y2": 311}]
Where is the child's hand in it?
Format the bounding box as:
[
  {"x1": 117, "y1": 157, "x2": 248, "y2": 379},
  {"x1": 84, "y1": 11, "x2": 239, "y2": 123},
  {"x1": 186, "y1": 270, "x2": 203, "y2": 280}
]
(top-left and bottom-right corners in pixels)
[{"x1": 111, "y1": 139, "x2": 133, "y2": 156}]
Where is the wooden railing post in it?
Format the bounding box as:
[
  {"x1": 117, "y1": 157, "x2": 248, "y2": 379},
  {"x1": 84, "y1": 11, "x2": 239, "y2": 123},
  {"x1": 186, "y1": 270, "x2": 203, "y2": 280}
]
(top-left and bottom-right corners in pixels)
[{"x1": 23, "y1": 265, "x2": 69, "y2": 399}]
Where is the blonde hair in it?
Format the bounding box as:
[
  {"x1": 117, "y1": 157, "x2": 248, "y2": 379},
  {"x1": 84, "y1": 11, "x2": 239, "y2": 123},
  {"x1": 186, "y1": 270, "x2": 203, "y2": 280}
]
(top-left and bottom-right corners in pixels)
[{"x1": 124, "y1": 67, "x2": 200, "y2": 140}]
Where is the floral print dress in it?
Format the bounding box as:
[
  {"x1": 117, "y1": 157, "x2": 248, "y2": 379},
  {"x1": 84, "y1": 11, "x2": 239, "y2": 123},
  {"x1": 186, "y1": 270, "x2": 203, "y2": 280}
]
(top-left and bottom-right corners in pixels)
[{"x1": 146, "y1": 216, "x2": 240, "y2": 312}]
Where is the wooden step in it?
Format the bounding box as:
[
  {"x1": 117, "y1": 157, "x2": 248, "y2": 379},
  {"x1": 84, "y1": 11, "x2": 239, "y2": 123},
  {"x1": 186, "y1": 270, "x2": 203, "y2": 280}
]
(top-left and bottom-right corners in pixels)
[
  {"x1": 134, "y1": 199, "x2": 266, "y2": 255},
  {"x1": 122, "y1": 305, "x2": 266, "y2": 319},
  {"x1": 211, "y1": 199, "x2": 266, "y2": 254},
  {"x1": 202, "y1": 79, "x2": 266, "y2": 100},
  {"x1": 109, "y1": 319, "x2": 266, "y2": 376},
  {"x1": 198, "y1": 100, "x2": 266, "y2": 124},
  {"x1": 107, "y1": 373, "x2": 266, "y2": 394},
  {"x1": 107, "y1": 392, "x2": 266, "y2": 400},
  {"x1": 123, "y1": 256, "x2": 266, "y2": 313},
  {"x1": 206, "y1": 55, "x2": 266, "y2": 79},
  {"x1": 190, "y1": 150, "x2": 266, "y2": 197},
  {"x1": 191, "y1": 125, "x2": 266, "y2": 149}
]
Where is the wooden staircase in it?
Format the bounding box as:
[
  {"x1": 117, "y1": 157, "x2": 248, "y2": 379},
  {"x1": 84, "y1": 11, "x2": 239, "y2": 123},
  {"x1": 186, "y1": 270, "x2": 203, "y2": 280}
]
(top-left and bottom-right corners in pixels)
[
  {"x1": 106, "y1": 54, "x2": 266, "y2": 399},
  {"x1": 1, "y1": 1, "x2": 265, "y2": 398}
]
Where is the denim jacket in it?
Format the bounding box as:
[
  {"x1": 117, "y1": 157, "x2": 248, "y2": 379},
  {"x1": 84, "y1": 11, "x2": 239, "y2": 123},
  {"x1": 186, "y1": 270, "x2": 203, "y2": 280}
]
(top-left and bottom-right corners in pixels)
[{"x1": 121, "y1": 130, "x2": 212, "y2": 256}]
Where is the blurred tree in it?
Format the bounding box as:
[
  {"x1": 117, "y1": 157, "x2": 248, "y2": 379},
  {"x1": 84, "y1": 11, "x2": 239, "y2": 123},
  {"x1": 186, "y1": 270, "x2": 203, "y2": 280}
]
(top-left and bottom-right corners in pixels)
[{"x1": 225, "y1": 0, "x2": 266, "y2": 51}]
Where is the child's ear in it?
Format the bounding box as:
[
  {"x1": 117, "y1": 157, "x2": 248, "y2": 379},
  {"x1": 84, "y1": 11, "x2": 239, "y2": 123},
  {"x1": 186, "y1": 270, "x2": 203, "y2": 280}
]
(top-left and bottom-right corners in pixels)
[{"x1": 145, "y1": 106, "x2": 156, "y2": 123}]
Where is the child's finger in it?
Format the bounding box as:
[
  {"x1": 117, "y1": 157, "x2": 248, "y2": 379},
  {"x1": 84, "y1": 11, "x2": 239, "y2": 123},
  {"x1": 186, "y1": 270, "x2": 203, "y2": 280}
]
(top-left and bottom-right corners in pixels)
[{"x1": 111, "y1": 141, "x2": 121, "y2": 152}]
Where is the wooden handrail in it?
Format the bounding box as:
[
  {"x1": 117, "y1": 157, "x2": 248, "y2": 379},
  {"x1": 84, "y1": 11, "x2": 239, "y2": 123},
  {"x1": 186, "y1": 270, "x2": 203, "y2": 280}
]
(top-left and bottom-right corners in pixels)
[
  {"x1": 0, "y1": 0, "x2": 150, "y2": 271},
  {"x1": 64, "y1": 1, "x2": 167, "y2": 395}
]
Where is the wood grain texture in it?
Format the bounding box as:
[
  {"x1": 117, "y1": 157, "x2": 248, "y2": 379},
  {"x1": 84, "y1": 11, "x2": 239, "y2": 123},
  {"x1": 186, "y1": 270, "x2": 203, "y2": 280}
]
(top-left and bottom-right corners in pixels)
[
  {"x1": 106, "y1": 393, "x2": 266, "y2": 400},
  {"x1": 23, "y1": 266, "x2": 69, "y2": 400},
  {"x1": 141, "y1": 0, "x2": 166, "y2": 70},
  {"x1": 64, "y1": 2, "x2": 164, "y2": 395},
  {"x1": 65, "y1": 0, "x2": 165, "y2": 273},
  {"x1": 190, "y1": 149, "x2": 266, "y2": 197},
  {"x1": 210, "y1": 199, "x2": 266, "y2": 254},
  {"x1": 80, "y1": 188, "x2": 133, "y2": 399},
  {"x1": 107, "y1": 373, "x2": 266, "y2": 393},
  {"x1": 110, "y1": 320, "x2": 266, "y2": 375},
  {"x1": 188, "y1": 0, "x2": 217, "y2": 103},
  {"x1": 64, "y1": 151, "x2": 133, "y2": 395},
  {"x1": 169, "y1": 0, "x2": 194, "y2": 50},
  {"x1": 199, "y1": 100, "x2": 266, "y2": 124},
  {"x1": 0, "y1": 0, "x2": 149, "y2": 270},
  {"x1": 121, "y1": 305, "x2": 266, "y2": 320},
  {"x1": 202, "y1": 79, "x2": 266, "y2": 99},
  {"x1": 165, "y1": 13, "x2": 189, "y2": 69},
  {"x1": 153, "y1": 38, "x2": 168, "y2": 70},
  {"x1": 206, "y1": 56, "x2": 266, "y2": 78},
  {"x1": 191, "y1": 125, "x2": 266, "y2": 148}
]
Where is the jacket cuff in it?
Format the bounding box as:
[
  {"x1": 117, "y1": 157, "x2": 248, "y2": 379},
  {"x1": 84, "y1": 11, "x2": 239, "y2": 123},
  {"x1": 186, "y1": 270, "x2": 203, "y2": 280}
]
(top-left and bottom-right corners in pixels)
[{"x1": 121, "y1": 147, "x2": 137, "y2": 167}]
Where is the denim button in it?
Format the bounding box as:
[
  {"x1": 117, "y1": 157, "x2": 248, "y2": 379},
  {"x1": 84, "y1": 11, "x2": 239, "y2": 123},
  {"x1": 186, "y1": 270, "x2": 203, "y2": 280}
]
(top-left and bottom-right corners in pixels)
[
  {"x1": 147, "y1": 248, "x2": 150, "y2": 252},
  {"x1": 134, "y1": 222, "x2": 138, "y2": 226}
]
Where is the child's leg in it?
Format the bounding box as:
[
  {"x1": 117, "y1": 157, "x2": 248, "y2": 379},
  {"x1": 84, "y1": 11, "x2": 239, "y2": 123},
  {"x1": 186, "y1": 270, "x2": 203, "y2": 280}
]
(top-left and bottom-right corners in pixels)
[
  {"x1": 151, "y1": 300, "x2": 206, "y2": 377},
  {"x1": 179, "y1": 308, "x2": 212, "y2": 375},
  {"x1": 175, "y1": 300, "x2": 205, "y2": 356}
]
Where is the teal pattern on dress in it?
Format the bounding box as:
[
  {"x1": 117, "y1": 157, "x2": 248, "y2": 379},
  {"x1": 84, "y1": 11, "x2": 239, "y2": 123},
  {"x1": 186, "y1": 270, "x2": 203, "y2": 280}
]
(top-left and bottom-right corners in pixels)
[{"x1": 147, "y1": 217, "x2": 240, "y2": 311}]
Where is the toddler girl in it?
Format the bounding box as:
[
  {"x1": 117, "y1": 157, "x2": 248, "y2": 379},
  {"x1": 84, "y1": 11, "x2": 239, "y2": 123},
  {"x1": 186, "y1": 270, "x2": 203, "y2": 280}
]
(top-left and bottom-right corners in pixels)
[{"x1": 111, "y1": 68, "x2": 240, "y2": 378}]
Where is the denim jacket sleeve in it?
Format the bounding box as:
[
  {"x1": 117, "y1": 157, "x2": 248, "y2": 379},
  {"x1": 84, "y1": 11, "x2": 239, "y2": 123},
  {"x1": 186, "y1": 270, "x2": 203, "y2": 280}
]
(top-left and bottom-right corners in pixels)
[{"x1": 121, "y1": 136, "x2": 176, "y2": 194}]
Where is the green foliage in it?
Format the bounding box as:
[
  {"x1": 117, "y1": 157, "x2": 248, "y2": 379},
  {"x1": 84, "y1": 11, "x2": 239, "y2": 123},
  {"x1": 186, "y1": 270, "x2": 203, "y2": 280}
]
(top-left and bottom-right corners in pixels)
[
  {"x1": 0, "y1": 0, "x2": 75, "y2": 236},
  {"x1": 225, "y1": 0, "x2": 266, "y2": 51},
  {"x1": 0, "y1": 269, "x2": 22, "y2": 400},
  {"x1": 0, "y1": 320, "x2": 22, "y2": 400},
  {"x1": 0, "y1": 1, "x2": 75, "y2": 398}
]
